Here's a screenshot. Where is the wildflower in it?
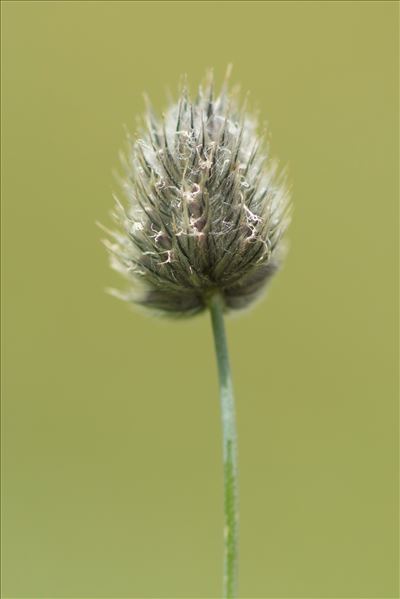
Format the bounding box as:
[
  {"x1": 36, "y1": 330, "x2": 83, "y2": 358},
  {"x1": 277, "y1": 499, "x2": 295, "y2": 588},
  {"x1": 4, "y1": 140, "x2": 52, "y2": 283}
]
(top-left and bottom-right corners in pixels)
[{"x1": 103, "y1": 71, "x2": 292, "y2": 597}]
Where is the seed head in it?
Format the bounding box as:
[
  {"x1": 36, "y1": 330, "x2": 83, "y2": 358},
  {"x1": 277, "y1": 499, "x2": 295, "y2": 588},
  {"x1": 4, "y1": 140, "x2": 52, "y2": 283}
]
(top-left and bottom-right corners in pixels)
[{"x1": 103, "y1": 70, "x2": 291, "y2": 316}]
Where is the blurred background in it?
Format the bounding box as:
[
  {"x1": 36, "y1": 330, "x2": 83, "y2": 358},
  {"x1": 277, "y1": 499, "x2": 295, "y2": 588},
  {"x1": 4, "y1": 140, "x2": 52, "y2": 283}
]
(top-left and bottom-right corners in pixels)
[{"x1": 2, "y1": 1, "x2": 398, "y2": 597}]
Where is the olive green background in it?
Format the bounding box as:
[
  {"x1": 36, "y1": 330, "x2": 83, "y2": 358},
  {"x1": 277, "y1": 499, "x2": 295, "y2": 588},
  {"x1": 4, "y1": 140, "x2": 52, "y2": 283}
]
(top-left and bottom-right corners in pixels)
[{"x1": 2, "y1": 1, "x2": 398, "y2": 598}]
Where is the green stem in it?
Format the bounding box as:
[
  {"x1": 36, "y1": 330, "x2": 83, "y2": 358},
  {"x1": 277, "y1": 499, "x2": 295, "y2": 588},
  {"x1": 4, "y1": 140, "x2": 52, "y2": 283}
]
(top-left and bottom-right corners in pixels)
[{"x1": 209, "y1": 293, "x2": 239, "y2": 598}]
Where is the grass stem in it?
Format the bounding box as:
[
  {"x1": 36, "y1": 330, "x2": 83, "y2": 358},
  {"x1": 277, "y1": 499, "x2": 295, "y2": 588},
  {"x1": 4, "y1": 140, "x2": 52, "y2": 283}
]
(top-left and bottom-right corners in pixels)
[{"x1": 209, "y1": 293, "x2": 239, "y2": 598}]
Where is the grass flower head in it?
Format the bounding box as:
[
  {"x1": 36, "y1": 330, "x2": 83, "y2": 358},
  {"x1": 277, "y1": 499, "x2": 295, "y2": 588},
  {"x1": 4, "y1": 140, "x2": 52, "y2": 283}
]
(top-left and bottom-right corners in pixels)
[{"x1": 104, "y1": 70, "x2": 290, "y2": 316}]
